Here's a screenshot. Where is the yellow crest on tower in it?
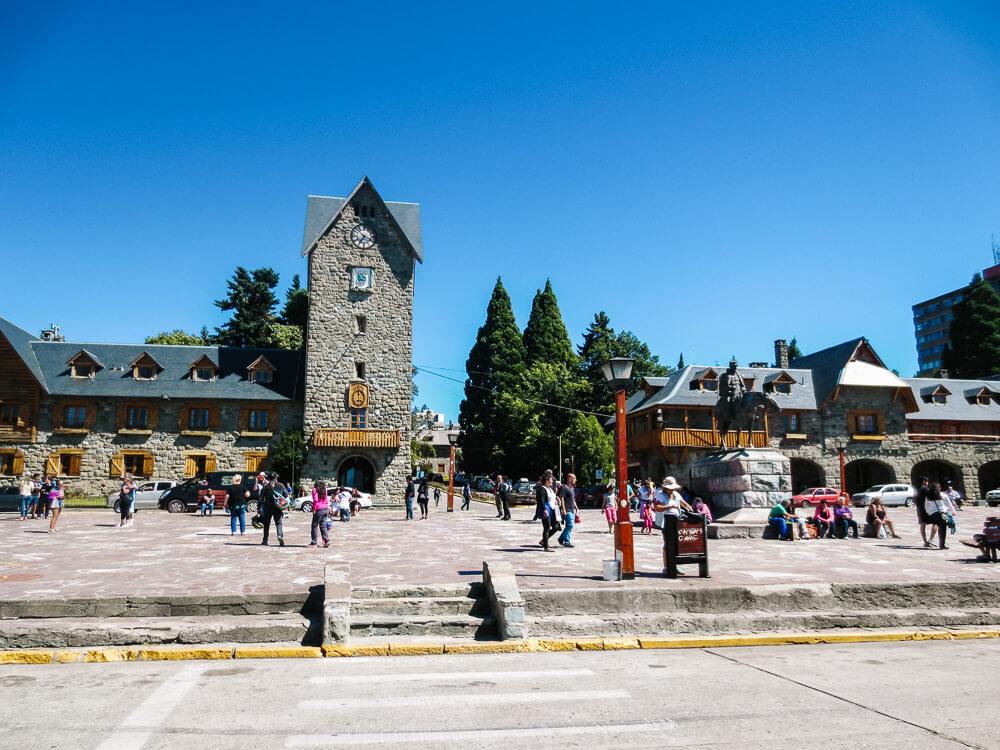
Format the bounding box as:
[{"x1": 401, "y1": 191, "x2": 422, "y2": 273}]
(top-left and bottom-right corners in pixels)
[{"x1": 348, "y1": 382, "x2": 369, "y2": 409}]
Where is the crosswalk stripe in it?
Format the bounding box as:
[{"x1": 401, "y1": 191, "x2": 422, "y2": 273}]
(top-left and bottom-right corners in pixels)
[
  {"x1": 285, "y1": 719, "x2": 676, "y2": 746},
  {"x1": 309, "y1": 668, "x2": 593, "y2": 684},
  {"x1": 300, "y1": 689, "x2": 628, "y2": 710}
]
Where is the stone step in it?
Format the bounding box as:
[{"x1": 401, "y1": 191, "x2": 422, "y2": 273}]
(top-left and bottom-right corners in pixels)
[
  {"x1": 0, "y1": 613, "x2": 317, "y2": 649},
  {"x1": 349, "y1": 614, "x2": 497, "y2": 640},
  {"x1": 0, "y1": 592, "x2": 321, "y2": 620},
  {"x1": 525, "y1": 607, "x2": 1000, "y2": 639},
  {"x1": 351, "y1": 596, "x2": 491, "y2": 617},
  {"x1": 351, "y1": 583, "x2": 485, "y2": 600}
]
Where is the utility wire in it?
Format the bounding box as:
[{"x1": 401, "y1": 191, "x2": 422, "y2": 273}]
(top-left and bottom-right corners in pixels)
[{"x1": 414, "y1": 365, "x2": 613, "y2": 419}]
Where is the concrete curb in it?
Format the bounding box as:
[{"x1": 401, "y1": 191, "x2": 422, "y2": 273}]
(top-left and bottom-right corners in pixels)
[{"x1": 2, "y1": 628, "x2": 998, "y2": 664}]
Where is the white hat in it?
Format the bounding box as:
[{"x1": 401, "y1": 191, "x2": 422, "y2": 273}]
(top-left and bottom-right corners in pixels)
[{"x1": 661, "y1": 476, "x2": 681, "y2": 490}]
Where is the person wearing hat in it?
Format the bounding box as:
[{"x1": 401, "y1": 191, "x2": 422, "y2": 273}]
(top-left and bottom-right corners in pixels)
[{"x1": 653, "y1": 476, "x2": 693, "y2": 525}]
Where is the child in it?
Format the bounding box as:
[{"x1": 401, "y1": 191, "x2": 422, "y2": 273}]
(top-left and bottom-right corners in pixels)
[{"x1": 641, "y1": 501, "x2": 654, "y2": 534}]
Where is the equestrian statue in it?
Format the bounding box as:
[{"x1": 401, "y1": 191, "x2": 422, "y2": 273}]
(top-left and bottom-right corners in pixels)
[{"x1": 714, "y1": 359, "x2": 780, "y2": 449}]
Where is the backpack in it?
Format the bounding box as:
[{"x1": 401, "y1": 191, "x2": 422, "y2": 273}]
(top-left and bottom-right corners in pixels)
[{"x1": 266, "y1": 482, "x2": 289, "y2": 510}]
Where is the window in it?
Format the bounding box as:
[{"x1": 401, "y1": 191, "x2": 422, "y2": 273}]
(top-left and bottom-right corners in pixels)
[
  {"x1": 350, "y1": 408, "x2": 367, "y2": 429},
  {"x1": 189, "y1": 408, "x2": 210, "y2": 429},
  {"x1": 123, "y1": 454, "x2": 146, "y2": 475},
  {"x1": 785, "y1": 414, "x2": 800, "y2": 432},
  {"x1": 252, "y1": 369, "x2": 272, "y2": 384},
  {"x1": 249, "y1": 409, "x2": 268, "y2": 430},
  {"x1": 356, "y1": 315, "x2": 367, "y2": 334},
  {"x1": 195, "y1": 368, "x2": 214, "y2": 381},
  {"x1": 59, "y1": 454, "x2": 75, "y2": 475},
  {"x1": 73, "y1": 364, "x2": 92, "y2": 378},
  {"x1": 855, "y1": 414, "x2": 877, "y2": 434},
  {"x1": 135, "y1": 366, "x2": 155, "y2": 379},
  {"x1": 183, "y1": 452, "x2": 217, "y2": 477},
  {"x1": 244, "y1": 451, "x2": 267, "y2": 473},
  {"x1": 65, "y1": 406, "x2": 87, "y2": 427},
  {"x1": 126, "y1": 407, "x2": 149, "y2": 428},
  {"x1": 978, "y1": 394, "x2": 992, "y2": 406},
  {"x1": 355, "y1": 362, "x2": 366, "y2": 379},
  {"x1": 933, "y1": 394, "x2": 947, "y2": 404},
  {"x1": 47, "y1": 451, "x2": 82, "y2": 476},
  {"x1": 0, "y1": 404, "x2": 19, "y2": 425},
  {"x1": 0, "y1": 453, "x2": 13, "y2": 475}
]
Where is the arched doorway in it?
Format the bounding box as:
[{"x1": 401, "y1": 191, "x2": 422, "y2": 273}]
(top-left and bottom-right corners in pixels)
[
  {"x1": 844, "y1": 459, "x2": 894, "y2": 496},
  {"x1": 338, "y1": 455, "x2": 375, "y2": 493},
  {"x1": 978, "y1": 461, "x2": 1000, "y2": 498},
  {"x1": 790, "y1": 458, "x2": 825, "y2": 493},
  {"x1": 910, "y1": 459, "x2": 963, "y2": 494}
]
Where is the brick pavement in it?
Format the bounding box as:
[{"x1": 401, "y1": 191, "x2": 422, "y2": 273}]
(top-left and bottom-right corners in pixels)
[{"x1": 0, "y1": 501, "x2": 997, "y2": 601}]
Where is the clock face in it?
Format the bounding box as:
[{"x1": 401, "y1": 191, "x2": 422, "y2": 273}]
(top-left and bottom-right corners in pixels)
[
  {"x1": 350, "y1": 223, "x2": 376, "y2": 249},
  {"x1": 352, "y1": 267, "x2": 374, "y2": 291}
]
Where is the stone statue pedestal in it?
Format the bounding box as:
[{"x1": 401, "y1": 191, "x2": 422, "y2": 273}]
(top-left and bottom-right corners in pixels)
[{"x1": 690, "y1": 449, "x2": 792, "y2": 538}]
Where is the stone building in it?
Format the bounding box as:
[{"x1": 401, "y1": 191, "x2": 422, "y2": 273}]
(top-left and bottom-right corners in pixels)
[
  {"x1": 626, "y1": 338, "x2": 1000, "y2": 500},
  {"x1": 0, "y1": 177, "x2": 421, "y2": 503}
]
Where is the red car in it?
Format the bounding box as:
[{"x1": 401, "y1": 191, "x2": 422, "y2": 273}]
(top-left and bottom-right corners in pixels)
[{"x1": 790, "y1": 487, "x2": 843, "y2": 508}]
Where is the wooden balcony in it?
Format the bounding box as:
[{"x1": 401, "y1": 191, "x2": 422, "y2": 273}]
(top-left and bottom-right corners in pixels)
[
  {"x1": 909, "y1": 432, "x2": 1000, "y2": 444},
  {"x1": 630, "y1": 427, "x2": 768, "y2": 452},
  {"x1": 313, "y1": 428, "x2": 401, "y2": 449},
  {"x1": 0, "y1": 425, "x2": 36, "y2": 444}
]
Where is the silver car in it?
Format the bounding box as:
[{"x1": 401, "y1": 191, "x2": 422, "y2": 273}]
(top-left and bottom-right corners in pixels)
[
  {"x1": 107, "y1": 480, "x2": 178, "y2": 513},
  {"x1": 851, "y1": 484, "x2": 916, "y2": 508}
]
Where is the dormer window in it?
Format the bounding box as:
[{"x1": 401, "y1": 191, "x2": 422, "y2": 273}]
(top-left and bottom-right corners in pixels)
[
  {"x1": 966, "y1": 386, "x2": 998, "y2": 406},
  {"x1": 129, "y1": 352, "x2": 163, "y2": 380},
  {"x1": 691, "y1": 369, "x2": 718, "y2": 391},
  {"x1": 189, "y1": 355, "x2": 218, "y2": 382},
  {"x1": 247, "y1": 355, "x2": 276, "y2": 385},
  {"x1": 67, "y1": 350, "x2": 103, "y2": 379},
  {"x1": 764, "y1": 371, "x2": 796, "y2": 395}
]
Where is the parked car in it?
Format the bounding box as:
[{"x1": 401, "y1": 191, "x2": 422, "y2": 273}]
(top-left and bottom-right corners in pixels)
[
  {"x1": 851, "y1": 484, "x2": 916, "y2": 508},
  {"x1": 293, "y1": 490, "x2": 373, "y2": 513},
  {"x1": 107, "y1": 480, "x2": 178, "y2": 513},
  {"x1": 452, "y1": 473, "x2": 470, "y2": 487},
  {"x1": 470, "y1": 476, "x2": 495, "y2": 493},
  {"x1": 986, "y1": 488, "x2": 1000, "y2": 507},
  {"x1": 158, "y1": 472, "x2": 261, "y2": 514},
  {"x1": 790, "y1": 487, "x2": 842, "y2": 508},
  {"x1": 0, "y1": 485, "x2": 21, "y2": 512}
]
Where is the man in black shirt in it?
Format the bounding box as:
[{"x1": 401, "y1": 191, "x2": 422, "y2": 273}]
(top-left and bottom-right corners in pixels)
[
  {"x1": 914, "y1": 476, "x2": 932, "y2": 548},
  {"x1": 557, "y1": 473, "x2": 578, "y2": 547},
  {"x1": 495, "y1": 475, "x2": 512, "y2": 520},
  {"x1": 259, "y1": 472, "x2": 288, "y2": 547}
]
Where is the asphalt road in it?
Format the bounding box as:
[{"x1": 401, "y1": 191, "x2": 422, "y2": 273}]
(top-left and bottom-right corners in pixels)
[{"x1": 1, "y1": 640, "x2": 997, "y2": 749}]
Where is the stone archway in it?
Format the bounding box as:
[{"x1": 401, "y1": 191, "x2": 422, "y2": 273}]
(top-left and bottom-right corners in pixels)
[
  {"x1": 337, "y1": 455, "x2": 376, "y2": 494},
  {"x1": 978, "y1": 461, "x2": 1000, "y2": 499},
  {"x1": 910, "y1": 459, "x2": 964, "y2": 494},
  {"x1": 790, "y1": 458, "x2": 825, "y2": 493},
  {"x1": 844, "y1": 459, "x2": 894, "y2": 496}
]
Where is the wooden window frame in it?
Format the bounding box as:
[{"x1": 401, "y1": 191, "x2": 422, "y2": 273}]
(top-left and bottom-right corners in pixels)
[
  {"x1": 244, "y1": 451, "x2": 268, "y2": 473},
  {"x1": 111, "y1": 450, "x2": 154, "y2": 479},
  {"x1": 239, "y1": 405, "x2": 277, "y2": 437},
  {"x1": 0, "y1": 449, "x2": 25, "y2": 476},
  {"x1": 183, "y1": 451, "x2": 217, "y2": 477},
  {"x1": 179, "y1": 405, "x2": 218, "y2": 436},
  {"x1": 53, "y1": 402, "x2": 96, "y2": 434},
  {"x1": 46, "y1": 449, "x2": 83, "y2": 477},
  {"x1": 848, "y1": 410, "x2": 886, "y2": 440},
  {"x1": 0, "y1": 404, "x2": 21, "y2": 426},
  {"x1": 350, "y1": 407, "x2": 367, "y2": 429}
]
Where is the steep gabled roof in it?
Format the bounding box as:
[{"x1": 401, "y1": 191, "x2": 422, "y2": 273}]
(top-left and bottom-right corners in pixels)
[
  {"x1": 0, "y1": 316, "x2": 47, "y2": 390},
  {"x1": 67, "y1": 349, "x2": 105, "y2": 371},
  {"x1": 300, "y1": 176, "x2": 423, "y2": 262}
]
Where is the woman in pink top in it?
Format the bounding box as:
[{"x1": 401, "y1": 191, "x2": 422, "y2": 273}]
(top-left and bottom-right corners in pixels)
[
  {"x1": 308, "y1": 480, "x2": 331, "y2": 548},
  {"x1": 812, "y1": 500, "x2": 834, "y2": 539}
]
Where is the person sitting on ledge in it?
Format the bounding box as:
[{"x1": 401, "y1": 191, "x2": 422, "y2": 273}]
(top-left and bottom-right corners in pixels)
[
  {"x1": 768, "y1": 498, "x2": 797, "y2": 540},
  {"x1": 812, "y1": 500, "x2": 834, "y2": 538},
  {"x1": 865, "y1": 496, "x2": 900, "y2": 539},
  {"x1": 833, "y1": 495, "x2": 859, "y2": 539}
]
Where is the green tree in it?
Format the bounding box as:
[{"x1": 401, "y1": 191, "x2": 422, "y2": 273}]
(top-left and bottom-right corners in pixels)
[
  {"x1": 787, "y1": 337, "x2": 803, "y2": 361},
  {"x1": 563, "y1": 412, "x2": 615, "y2": 485},
  {"x1": 522, "y1": 280, "x2": 577, "y2": 368},
  {"x1": 458, "y1": 278, "x2": 527, "y2": 473},
  {"x1": 943, "y1": 274, "x2": 1000, "y2": 378},
  {"x1": 268, "y1": 323, "x2": 303, "y2": 350},
  {"x1": 677, "y1": 352, "x2": 685, "y2": 369},
  {"x1": 281, "y1": 274, "x2": 309, "y2": 342},
  {"x1": 145, "y1": 329, "x2": 208, "y2": 346},
  {"x1": 271, "y1": 429, "x2": 306, "y2": 489},
  {"x1": 213, "y1": 267, "x2": 280, "y2": 348}
]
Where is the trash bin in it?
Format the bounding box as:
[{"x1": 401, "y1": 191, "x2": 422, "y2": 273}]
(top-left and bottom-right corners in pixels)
[{"x1": 662, "y1": 513, "x2": 710, "y2": 579}]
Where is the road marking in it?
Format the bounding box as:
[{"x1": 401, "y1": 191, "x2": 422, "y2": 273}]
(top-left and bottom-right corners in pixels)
[
  {"x1": 286, "y1": 719, "x2": 675, "y2": 746},
  {"x1": 309, "y1": 668, "x2": 593, "y2": 684},
  {"x1": 300, "y1": 688, "x2": 628, "y2": 710},
  {"x1": 95, "y1": 663, "x2": 207, "y2": 750}
]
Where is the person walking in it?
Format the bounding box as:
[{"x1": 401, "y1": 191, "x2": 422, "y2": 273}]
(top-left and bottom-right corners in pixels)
[
  {"x1": 259, "y1": 472, "x2": 288, "y2": 546},
  {"x1": 27, "y1": 473, "x2": 40, "y2": 519},
  {"x1": 47, "y1": 478, "x2": 64, "y2": 533},
  {"x1": 461, "y1": 483, "x2": 471, "y2": 511},
  {"x1": 18, "y1": 474, "x2": 33, "y2": 521},
  {"x1": 924, "y1": 482, "x2": 950, "y2": 550},
  {"x1": 404, "y1": 475, "x2": 415, "y2": 520},
  {"x1": 118, "y1": 473, "x2": 137, "y2": 528},
  {"x1": 535, "y1": 470, "x2": 558, "y2": 552},
  {"x1": 602, "y1": 484, "x2": 617, "y2": 533},
  {"x1": 308, "y1": 480, "x2": 331, "y2": 548},
  {"x1": 493, "y1": 477, "x2": 504, "y2": 518},
  {"x1": 496, "y1": 475, "x2": 512, "y2": 520},
  {"x1": 417, "y1": 477, "x2": 430, "y2": 519},
  {"x1": 225, "y1": 474, "x2": 248, "y2": 536},
  {"x1": 915, "y1": 476, "x2": 933, "y2": 547},
  {"x1": 557, "y1": 473, "x2": 578, "y2": 547},
  {"x1": 434, "y1": 486, "x2": 441, "y2": 508},
  {"x1": 38, "y1": 474, "x2": 53, "y2": 519}
]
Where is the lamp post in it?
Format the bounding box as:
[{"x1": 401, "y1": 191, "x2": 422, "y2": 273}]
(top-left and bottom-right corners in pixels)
[
  {"x1": 836, "y1": 438, "x2": 848, "y2": 497},
  {"x1": 447, "y1": 432, "x2": 458, "y2": 512},
  {"x1": 601, "y1": 356, "x2": 635, "y2": 580}
]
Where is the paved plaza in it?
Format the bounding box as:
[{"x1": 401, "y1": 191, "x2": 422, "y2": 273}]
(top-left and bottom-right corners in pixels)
[{"x1": 1, "y1": 499, "x2": 997, "y2": 602}]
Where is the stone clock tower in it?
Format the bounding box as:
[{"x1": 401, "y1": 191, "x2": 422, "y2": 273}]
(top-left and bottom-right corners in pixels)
[{"x1": 299, "y1": 177, "x2": 422, "y2": 504}]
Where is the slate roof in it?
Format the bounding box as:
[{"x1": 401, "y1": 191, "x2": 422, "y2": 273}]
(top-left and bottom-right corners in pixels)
[
  {"x1": 905, "y1": 377, "x2": 1000, "y2": 423},
  {"x1": 788, "y1": 337, "x2": 866, "y2": 406},
  {"x1": 300, "y1": 177, "x2": 423, "y2": 262},
  {"x1": 0, "y1": 316, "x2": 304, "y2": 401}
]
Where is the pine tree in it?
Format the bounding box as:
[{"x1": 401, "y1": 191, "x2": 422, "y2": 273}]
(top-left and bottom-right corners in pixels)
[
  {"x1": 213, "y1": 267, "x2": 280, "y2": 348},
  {"x1": 787, "y1": 337, "x2": 803, "y2": 361},
  {"x1": 677, "y1": 353, "x2": 685, "y2": 369},
  {"x1": 282, "y1": 274, "x2": 309, "y2": 331},
  {"x1": 457, "y1": 279, "x2": 527, "y2": 473},
  {"x1": 522, "y1": 280, "x2": 576, "y2": 368},
  {"x1": 943, "y1": 274, "x2": 1000, "y2": 378}
]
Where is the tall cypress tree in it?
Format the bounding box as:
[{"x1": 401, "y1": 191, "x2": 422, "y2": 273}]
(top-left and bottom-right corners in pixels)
[
  {"x1": 458, "y1": 278, "x2": 527, "y2": 472},
  {"x1": 943, "y1": 274, "x2": 1000, "y2": 378},
  {"x1": 522, "y1": 280, "x2": 577, "y2": 368}
]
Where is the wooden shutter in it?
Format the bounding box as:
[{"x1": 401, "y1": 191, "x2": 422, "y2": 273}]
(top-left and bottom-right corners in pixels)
[
  {"x1": 269, "y1": 407, "x2": 279, "y2": 432},
  {"x1": 85, "y1": 404, "x2": 97, "y2": 429},
  {"x1": 148, "y1": 406, "x2": 159, "y2": 430},
  {"x1": 177, "y1": 406, "x2": 189, "y2": 432},
  {"x1": 116, "y1": 404, "x2": 126, "y2": 430},
  {"x1": 52, "y1": 403, "x2": 65, "y2": 429},
  {"x1": 12, "y1": 453, "x2": 24, "y2": 475},
  {"x1": 204, "y1": 454, "x2": 217, "y2": 472},
  {"x1": 238, "y1": 409, "x2": 249, "y2": 432},
  {"x1": 69, "y1": 453, "x2": 82, "y2": 476},
  {"x1": 141, "y1": 452, "x2": 155, "y2": 477},
  {"x1": 110, "y1": 453, "x2": 124, "y2": 478},
  {"x1": 208, "y1": 407, "x2": 220, "y2": 432},
  {"x1": 877, "y1": 414, "x2": 886, "y2": 435},
  {"x1": 45, "y1": 454, "x2": 59, "y2": 475},
  {"x1": 184, "y1": 455, "x2": 197, "y2": 477}
]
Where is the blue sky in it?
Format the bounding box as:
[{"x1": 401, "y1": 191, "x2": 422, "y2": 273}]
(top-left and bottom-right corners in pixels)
[{"x1": 2, "y1": 1, "x2": 998, "y2": 422}]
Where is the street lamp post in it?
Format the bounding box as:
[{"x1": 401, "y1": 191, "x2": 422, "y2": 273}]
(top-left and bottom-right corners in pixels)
[
  {"x1": 836, "y1": 438, "x2": 848, "y2": 496},
  {"x1": 447, "y1": 432, "x2": 458, "y2": 512},
  {"x1": 601, "y1": 356, "x2": 635, "y2": 580}
]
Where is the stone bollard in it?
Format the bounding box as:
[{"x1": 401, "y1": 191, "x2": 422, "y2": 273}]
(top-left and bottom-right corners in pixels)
[
  {"x1": 483, "y1": 560, "x2": 525, "y2": 640},
  {"x1": 322, "y1": 562, "x2": 351, "y2": 644}
]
